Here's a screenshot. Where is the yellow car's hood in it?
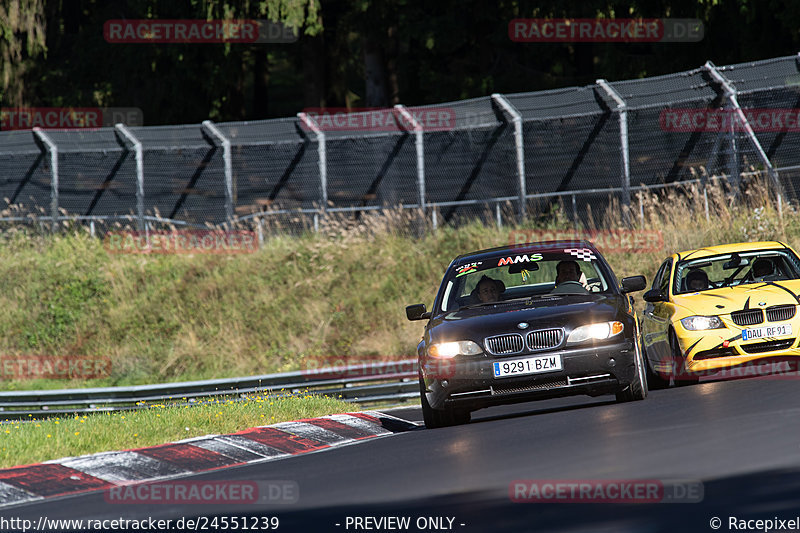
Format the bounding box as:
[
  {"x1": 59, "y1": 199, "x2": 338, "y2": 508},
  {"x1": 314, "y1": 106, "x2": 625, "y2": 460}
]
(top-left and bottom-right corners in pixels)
[{"x1": 672, "y1": 280, "x2": 800, "y2": 317}]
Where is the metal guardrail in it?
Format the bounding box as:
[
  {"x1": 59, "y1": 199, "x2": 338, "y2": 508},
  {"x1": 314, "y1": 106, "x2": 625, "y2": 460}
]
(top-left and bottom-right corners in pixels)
[{"x1": 0, "y1": 359, "x2": 420, "y2": 419}]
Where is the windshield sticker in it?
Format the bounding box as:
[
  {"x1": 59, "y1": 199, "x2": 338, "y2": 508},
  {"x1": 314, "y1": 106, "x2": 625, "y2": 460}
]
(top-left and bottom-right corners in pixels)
[
  {"x1": 564, "y1": 248, "x2": 596, "y2": 260},
  {"x1": 455, "y1": 261, "x2": 482, "y2": 277},
  {"x1": 497, "y1": 253, "x2": 543, "y2": 266}
]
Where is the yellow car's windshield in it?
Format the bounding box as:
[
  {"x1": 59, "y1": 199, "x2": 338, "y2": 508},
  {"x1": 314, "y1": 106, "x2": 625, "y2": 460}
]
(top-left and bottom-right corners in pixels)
[{"x1": 674, "y1": 249, "x2": 800, "y2": 294}]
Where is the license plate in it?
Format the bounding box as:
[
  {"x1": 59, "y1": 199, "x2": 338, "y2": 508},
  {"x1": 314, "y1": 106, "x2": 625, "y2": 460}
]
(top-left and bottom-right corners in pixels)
[
  {"x1": 742, "y1": 324, "x2": 792, "y2": 341},
  {"x1": 493, "y1": 354, "x2": 562, "y2": 378}
]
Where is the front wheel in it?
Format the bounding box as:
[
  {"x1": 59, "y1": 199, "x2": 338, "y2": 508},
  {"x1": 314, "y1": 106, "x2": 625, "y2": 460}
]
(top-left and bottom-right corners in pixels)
[
  {"x1": 616, "y1": 337, "x2": 649, "y2": 402},
  {"x1": 419, "y1": 373, "x2": 470, "y2": 428}
]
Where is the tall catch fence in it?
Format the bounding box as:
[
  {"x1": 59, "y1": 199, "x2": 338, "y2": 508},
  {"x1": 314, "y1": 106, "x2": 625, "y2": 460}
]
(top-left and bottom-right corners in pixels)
[{"x1": 2, "y1": 54, "x2": 800, "y2": 232}]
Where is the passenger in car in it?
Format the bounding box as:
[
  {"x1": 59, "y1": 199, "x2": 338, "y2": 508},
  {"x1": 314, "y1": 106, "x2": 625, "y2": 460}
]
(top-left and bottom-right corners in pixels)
[
  {"x1": 686, "y1": 269, "x2": 709, "y2": 291},
  {"x1": 473, "y1": 275, "x2": 505, "y2": 303}
]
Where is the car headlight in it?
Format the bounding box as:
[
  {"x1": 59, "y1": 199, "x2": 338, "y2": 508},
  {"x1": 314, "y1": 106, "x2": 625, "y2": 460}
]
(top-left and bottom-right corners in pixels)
[
  {"x1": 566, "y1": 321, "x2": 624, "y2": 345},
  {"x1": 428, "y1": 340, "x2": 483, "y2": 358},
  {"x1": 680, "y1": 315, "x2": 724, "y2": 331}
]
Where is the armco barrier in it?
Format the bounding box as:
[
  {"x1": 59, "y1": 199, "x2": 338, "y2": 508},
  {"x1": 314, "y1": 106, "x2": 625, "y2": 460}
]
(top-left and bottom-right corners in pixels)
[{"x1": 0, "y1": 359, "x2": 418, "y2": 419}]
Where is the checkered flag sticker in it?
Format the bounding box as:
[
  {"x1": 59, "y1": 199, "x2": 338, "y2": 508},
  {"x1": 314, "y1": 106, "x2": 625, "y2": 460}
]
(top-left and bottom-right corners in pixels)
[{"x1": 565, "y1": 248, "x2": 596, "y2": 260}]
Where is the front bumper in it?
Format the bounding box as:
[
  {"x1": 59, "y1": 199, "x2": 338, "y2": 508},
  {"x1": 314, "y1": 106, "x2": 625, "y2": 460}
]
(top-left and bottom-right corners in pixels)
[
  {"x1": 421, "y1": 339, "x2": 636, "y2": 410},
  {"x1": 676, "y1": 320, "x2": 800, "y2": 374}
]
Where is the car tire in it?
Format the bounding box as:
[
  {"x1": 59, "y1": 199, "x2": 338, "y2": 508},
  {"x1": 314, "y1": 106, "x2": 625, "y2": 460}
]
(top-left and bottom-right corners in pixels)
[
  {"x1": 419, "y1": 373, "x2": 470, "y2": 428},
  {"x1": 670, "y1": 329, "x2": 699, "y2": 386},
  {"x1": 642, "y1": 342, "x2": 670, "y2": 390},
  {"x1": 616, "y1": 337, "x2": 649, "y2": 402}
]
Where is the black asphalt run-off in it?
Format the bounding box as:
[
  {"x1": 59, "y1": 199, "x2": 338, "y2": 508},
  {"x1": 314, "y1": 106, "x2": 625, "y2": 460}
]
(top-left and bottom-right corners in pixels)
[{"x1": 4, "y1": 376, "x2": 800, "y2": 532}]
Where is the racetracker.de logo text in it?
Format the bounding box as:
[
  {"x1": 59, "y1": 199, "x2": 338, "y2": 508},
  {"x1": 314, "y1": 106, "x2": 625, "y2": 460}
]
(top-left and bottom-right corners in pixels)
[
  {"x1": 0, "y1": 356, "x2": 111, "y2": 380},
  {"x1": 510, "y1": 479, "x2": 704, "y2": 503},
  {"x1": 660, "y1": 108, "x2": 800, "y2": 132},
  {"x1": 103, "y1": 19, "x2": 297, "y2": 44},
  {"x1": 509, "y1": 230, "x2": 664, "y2": 254},
  {"x1": 105, "y1": 480, "x2": 298, "y2": 505},
  {"x1": 104, "y1": 230, "x2": 257, "y2": 255},
  {"x1": 509, "y1": 18, "x2": 703, "y2": 43},
  {"x1": 1, "y1": 107, "x2": 143, "y2": 130},
  {"x1": 300, "y1": 107, "x2": 456, "y2": 132}
]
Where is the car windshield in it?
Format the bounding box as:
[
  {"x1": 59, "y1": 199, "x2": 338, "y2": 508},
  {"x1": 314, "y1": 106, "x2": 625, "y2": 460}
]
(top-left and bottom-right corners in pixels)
[
  {"x1": 439, "y1": 249, "x2": 611, "y2": 312},
  {"x1": 674, "y1": 249, "x2": 800, "y2": 294}
]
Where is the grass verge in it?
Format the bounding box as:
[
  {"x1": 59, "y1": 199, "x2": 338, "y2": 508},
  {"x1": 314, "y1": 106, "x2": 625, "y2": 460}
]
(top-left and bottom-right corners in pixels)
[
  {"x1": 0, "y1": 393, "x2": 352, "y2": 469},
  {"x1": 0, "y1": 176, "x2": 794, "y2": 391}
]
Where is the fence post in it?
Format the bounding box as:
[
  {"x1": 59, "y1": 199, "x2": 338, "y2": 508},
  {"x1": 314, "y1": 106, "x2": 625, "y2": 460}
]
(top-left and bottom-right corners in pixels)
[
  {"x1": 638, "y1": 193, "x2": 644, "y2": 226},
  {"x1": 32, "y1": 128, "x2": 59, "y2": 231},
  {"x1": 298, "y1": 112, "x2": 327, "y2": 218},
  {"x1": 202, "y1": 120, "x2": 234, "y2": 225},
  {"x1": 114, "y1": 124, "x2": 145, "y2": 230},
  {"x1": 596, "y1": 80, "x2": 631, "y2": 226},
  {"x1": 704, "y1": 61, "x2": 783, "y2": 203},
  {"x1": 394, "y1": 105, "x2": 427, "y2": 229},
  {"x1": 492, "y1": 93, "x2": 526, "y2": 221},
  {"x1": 572, "y1": 194, "x2": 578, "y2": 228},
  {"x1": 256, "y1": 218, "x2": 264, "y2": 248}
]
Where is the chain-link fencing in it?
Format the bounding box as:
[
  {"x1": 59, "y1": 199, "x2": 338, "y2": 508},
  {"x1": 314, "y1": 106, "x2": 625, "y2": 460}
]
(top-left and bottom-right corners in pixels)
[{"x1": 2, "y1": 54, "x2": 800, "y2": 234}]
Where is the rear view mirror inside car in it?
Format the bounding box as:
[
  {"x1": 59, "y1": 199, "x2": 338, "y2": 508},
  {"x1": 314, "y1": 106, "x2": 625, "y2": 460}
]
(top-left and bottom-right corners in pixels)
[{"x1": 508, "y1": 262, "x2": 540, "y2": 274}]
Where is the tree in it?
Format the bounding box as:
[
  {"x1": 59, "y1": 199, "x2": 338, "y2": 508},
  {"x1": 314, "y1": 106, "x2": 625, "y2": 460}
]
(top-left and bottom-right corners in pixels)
[{"x1": 0, "y1": 0, "x2": 46, "y2": 106}]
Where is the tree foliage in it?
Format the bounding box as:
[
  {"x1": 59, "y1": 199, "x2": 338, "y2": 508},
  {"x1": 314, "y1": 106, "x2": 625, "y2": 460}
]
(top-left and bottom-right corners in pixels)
[
  {"x1": 0, "y1": 0, "x2": 46, "y2": 105},
  {"x1": 1, "y1": 0, "x2": 799, "y2": 123}
]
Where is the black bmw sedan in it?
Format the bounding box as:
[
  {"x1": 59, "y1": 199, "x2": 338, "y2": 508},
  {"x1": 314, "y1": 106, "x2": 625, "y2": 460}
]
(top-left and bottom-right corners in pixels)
[{"x1": 406, "y1": 241, "x2": 648, "y2": 428}]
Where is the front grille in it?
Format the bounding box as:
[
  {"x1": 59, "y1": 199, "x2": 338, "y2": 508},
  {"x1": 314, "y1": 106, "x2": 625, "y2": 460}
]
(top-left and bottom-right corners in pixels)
[
  {"x1": 731, "y1": 309, "x2": 764, "y2": 326},
  {"x1": 740, "y1": 339, "x2": 795, "y2": 354},
  {"x1": 492, "y1": 378, "x2": 568, "y2": 395},
  {"x1": 693, "y1": 347, "x2": 739, "y2": 360},
  {"x1": 766, "y1": 305, "x2": 796, "y2": 322},
  {"x1": 485, "y1": 334, "x2": 524, "y2": 355},
  {"x1": 526, "y1": 328, "x2": 564, "y2": 351}
]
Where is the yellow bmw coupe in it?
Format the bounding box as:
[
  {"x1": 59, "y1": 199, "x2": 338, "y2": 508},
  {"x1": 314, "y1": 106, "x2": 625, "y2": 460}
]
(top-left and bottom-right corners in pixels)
[{"x1": 640, "y1": 241, "x2": 800, "y2": 387}]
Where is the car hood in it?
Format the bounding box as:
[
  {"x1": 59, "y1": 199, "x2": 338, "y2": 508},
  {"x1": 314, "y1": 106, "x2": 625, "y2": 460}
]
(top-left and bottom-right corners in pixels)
[
  {"x1": 672, "y1": 279, "x2": 800, "y2": 317},
  {"x1": 427, "y1": 294, "x2": 625, "y2": 342}
]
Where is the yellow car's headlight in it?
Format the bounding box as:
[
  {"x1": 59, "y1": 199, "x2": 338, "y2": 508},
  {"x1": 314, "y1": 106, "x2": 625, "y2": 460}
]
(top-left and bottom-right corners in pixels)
[
  {"x1": 680, "y1": 316, "x2": 724, "y2": 331},
  {"x1": 428, "y1": 340, "x2": 483, "y2": 358},
  {"x1": 566, "y1": 321, "x2": 624, "y2": 345}
]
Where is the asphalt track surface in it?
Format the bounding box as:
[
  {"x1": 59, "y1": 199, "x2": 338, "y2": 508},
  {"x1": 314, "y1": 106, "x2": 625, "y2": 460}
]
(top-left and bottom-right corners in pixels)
[{"x1": 5, "y1": 375, "x2": 800, "y2": 533}]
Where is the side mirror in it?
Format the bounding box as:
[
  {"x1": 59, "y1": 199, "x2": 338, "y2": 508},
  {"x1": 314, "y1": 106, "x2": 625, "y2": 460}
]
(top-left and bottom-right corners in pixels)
[
  {"x1": 406, "y1": 303, "x2": 431, "y2": 321},
  {"x1": 643, "y1": 289, "x2": 667, "y2": 302},
  {"x1": 620, "y1": 275, "x2": 647, "y2": 293}
]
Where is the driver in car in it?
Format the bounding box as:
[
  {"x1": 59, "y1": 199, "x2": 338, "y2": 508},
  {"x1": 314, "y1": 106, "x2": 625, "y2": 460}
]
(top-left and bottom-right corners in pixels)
[
  {"x1": 552, "y1": 260, "x2": 589, "y2": 294},
  {"x1": 751, "y1": 258, "x2": 776, "y2": 280}
]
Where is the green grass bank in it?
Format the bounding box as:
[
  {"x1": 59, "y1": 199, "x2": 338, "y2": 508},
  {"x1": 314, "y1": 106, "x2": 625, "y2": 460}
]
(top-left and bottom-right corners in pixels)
[{"x1": 0, "y1": 181, "x2": 796, "y2": 390}]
